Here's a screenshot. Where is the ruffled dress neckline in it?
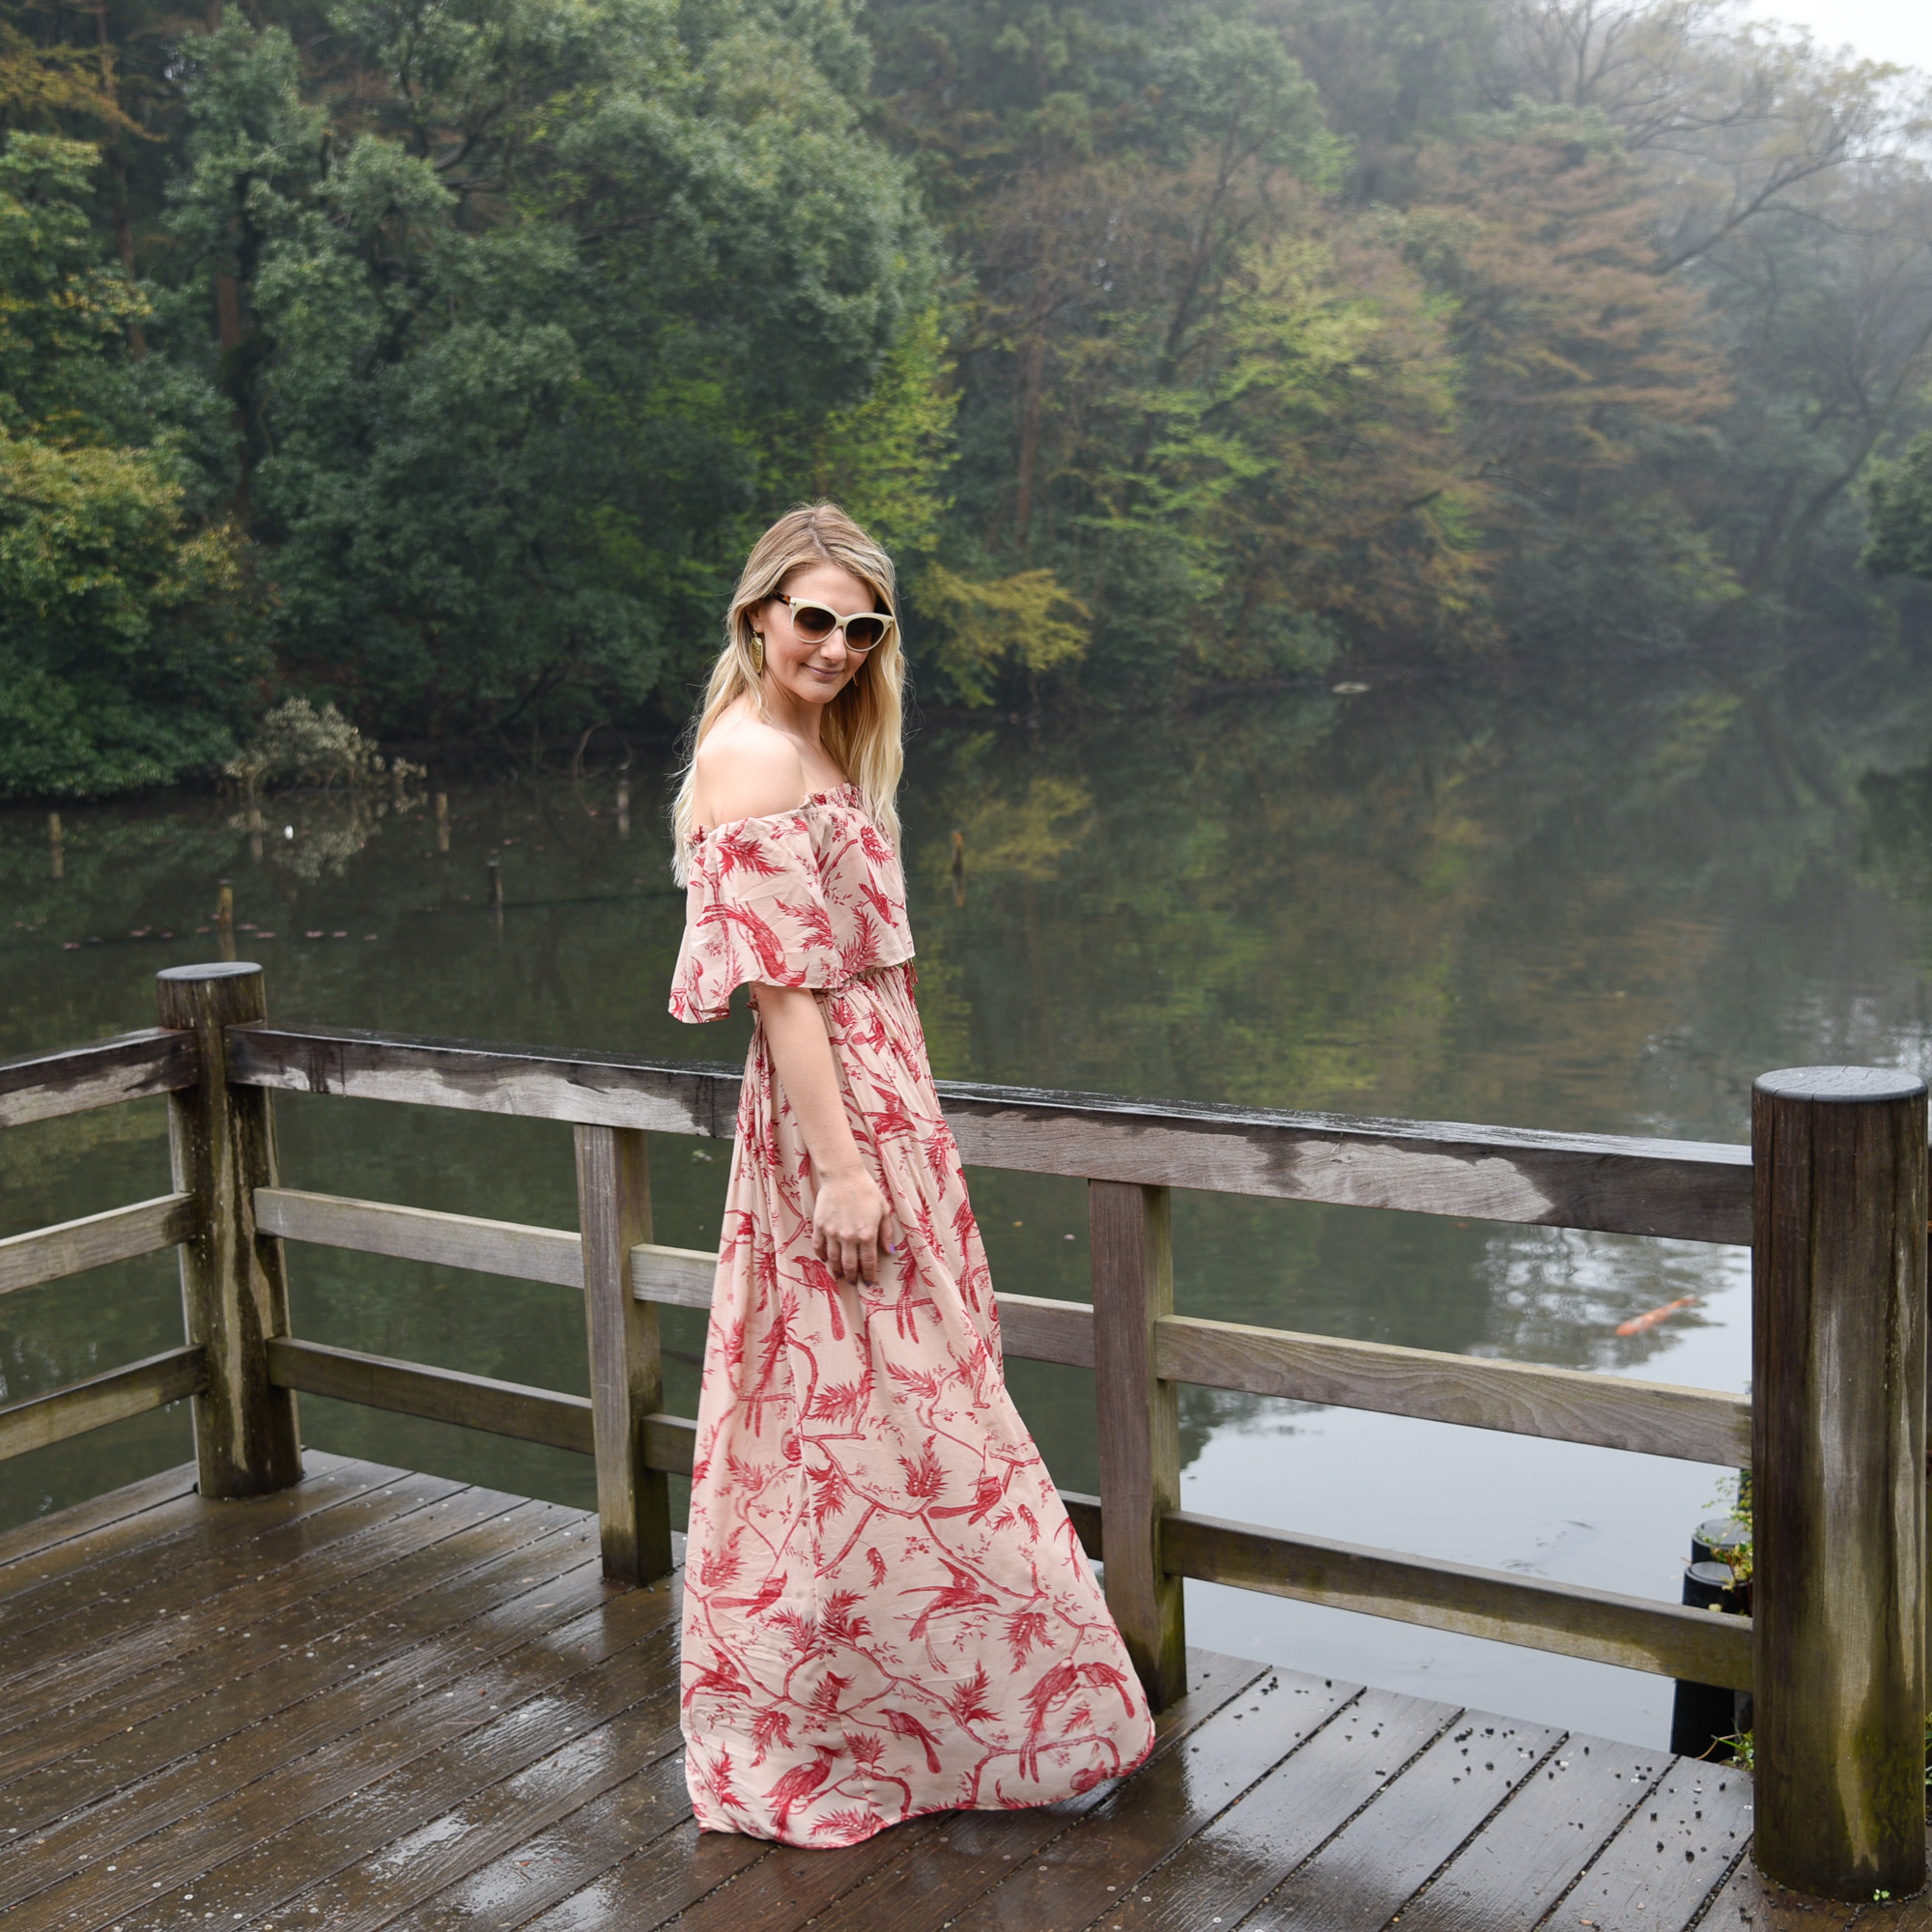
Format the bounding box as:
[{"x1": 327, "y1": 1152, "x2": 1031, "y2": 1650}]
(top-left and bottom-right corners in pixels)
[{"x1": 689, "y1": 781, "x2": 864, "y2": 845}]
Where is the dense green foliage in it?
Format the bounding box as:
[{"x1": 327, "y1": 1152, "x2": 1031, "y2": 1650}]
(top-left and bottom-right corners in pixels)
[
  {"x1": 4, "y1": 0, "x2": 1932, "y2": 792},
  {"x1": 0, "y1": 131, "x2": 259, "y2": 793}
]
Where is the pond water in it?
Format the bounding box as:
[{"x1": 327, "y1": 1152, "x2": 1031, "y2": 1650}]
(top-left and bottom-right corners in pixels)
[{"x1": 5, "y1": 638, "x2": 1932, "y2": 1750}]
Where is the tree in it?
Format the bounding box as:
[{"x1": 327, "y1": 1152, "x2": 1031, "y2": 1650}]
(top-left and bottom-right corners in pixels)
[
  {"x1": 1395, "y1": 123, "x2": 1740, "y2": 641},
  {"x1": 1862, "y1": 433, "x2": 1932, "y2": 583},
  {"x1": 0, "y1": 130, "x2": 257, "y2": 799},
  {"x1": 143, "y1": 0, "x2": 939, "y2": 747}
]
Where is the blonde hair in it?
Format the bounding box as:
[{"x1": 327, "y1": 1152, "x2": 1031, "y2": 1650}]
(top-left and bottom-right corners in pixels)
[{"x1": 671, "y1": 502, "x2": 905, "y2": 882}]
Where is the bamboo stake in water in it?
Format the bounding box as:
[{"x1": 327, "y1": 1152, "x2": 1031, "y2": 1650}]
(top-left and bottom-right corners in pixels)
[
  {"x1": 435, "y1": 791, "x2": 449, "y2": 853},
  {"x1": 216, "y1": 881, "x2": 236, "y2": 963},
  {"x1": 47, "y1": 811, "x2": 62, "y2": 881}
]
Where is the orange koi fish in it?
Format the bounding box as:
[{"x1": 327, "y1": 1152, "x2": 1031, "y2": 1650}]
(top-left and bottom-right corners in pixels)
[{"x1": 1616, "y1": 1296, "x2": 1697, "y2": 1337}]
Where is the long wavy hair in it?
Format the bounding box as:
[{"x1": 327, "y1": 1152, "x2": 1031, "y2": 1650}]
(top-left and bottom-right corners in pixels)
[{"x1": 670, "y1": 503, "x2": 904, "y2": 882}]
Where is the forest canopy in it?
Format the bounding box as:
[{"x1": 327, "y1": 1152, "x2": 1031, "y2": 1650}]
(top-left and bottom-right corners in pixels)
[{"x1": 3, "y1": 0, "x2": 1931, "y2": 794}]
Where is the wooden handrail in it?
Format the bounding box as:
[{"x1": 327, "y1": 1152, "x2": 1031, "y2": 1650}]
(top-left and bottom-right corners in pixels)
[
  {"x1": 11, "y1": 976, "x2": 1879, "y2": 1879},
  {"x1": 0, "y1": 1193, "x2": 194, "y2": 1297},
  {"x1": 250, "y1": 1183, "x2": 1748, "y2": 1465},
  {"x1": 1159, "y1": 1511, "x2": 1751, "y2": 1688},
  {"x1": 262, "y1": 1334, "x2": 1750, "y2": 1690},
  {"x1": 0, "y1": 1028, "x2": 197, "y2": 1129},
  {"x1": 223, "y1": 1022, "x2": 1752, "y2": 1241},
  {"x1": 0, "y1": 1346, "x2": 206, "y2": 1462}
]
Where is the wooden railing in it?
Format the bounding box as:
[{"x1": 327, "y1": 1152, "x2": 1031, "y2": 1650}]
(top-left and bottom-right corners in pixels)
[{"x1": 1, "y1": 961, "x2": 1924, "y2": 1904}]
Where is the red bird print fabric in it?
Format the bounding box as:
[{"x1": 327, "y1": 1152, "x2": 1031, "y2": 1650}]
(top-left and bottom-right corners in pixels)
[
  {"x1": 670, "y1": 784, "x2": 915, "y2": 1024},
  {"x1": 670, "y1": 786, "x2": 1154, "y2": 1847}
]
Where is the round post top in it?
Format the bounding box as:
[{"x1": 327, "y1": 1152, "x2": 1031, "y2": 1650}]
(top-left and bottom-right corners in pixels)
[
  {"x1": 1754, "y1": 1065, "x2": 1926, "y2": 1103},
  {"x1": 156, "y1": 961, "x2": 264, "y2": 982}
]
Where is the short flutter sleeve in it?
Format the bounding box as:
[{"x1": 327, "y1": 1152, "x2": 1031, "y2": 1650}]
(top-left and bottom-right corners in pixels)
[{"x1": 669, "y1": 790, "x2": 915, "y2": 1024}]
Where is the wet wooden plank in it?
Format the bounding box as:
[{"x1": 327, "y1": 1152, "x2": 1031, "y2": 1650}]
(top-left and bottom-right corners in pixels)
[
  {"x1": 646, "y1": 1650, "x2": 1271, "y2": 1932},
  {"x1": 1696, "y1": 1860, "x2": 1860, "y2": 1929},
  {"x1": 0, "y1": 1195, "x2": 192, "y2": 1298},
  {"x1": 0, "y1": 1481, "x2": 531, "y2": 1798},
  {"x1": 1155, "y1": 1317, "x2": 1752, "y2": 1467},
  {"x1": 396, "y1": 1755, "x2": 728, "y2": 1932},
  {"x1": 1389, "y1": 1733, "x2": 1663, "y2": 1932},
  {"x1": 1162, "y1": 1511, "x2": 1754, "y2": 1688},
  {"x1": 781, "y1": 1662, "x2": 1300, "y2": 1932},
  {"x1": 0, "y1": 1464, "x2": 453, "y2": 1695},
  {"x1": 247, "y1": 1688, "x2": 687, "y2": 1928},
  {"x1": 0, "y1": 1463, "x2": 201, "y2": 1577},
  {"x1": 937, "y1": 1668, "x2": 1384, "y2": 1932},
  {"x1": 0, "y1": 1529, "x2": 607, "y2": 1902},
  {"x1": 1549, "y1": 1756, "x2": 1754, "y2": 1930},
  {"x1": 466, "y1": 1816, "x2": 769, "y2": 1932},
  {"x1": 0, "y1": 1451, "x2": 353, "y2": 1588},
  {"x1": 227, "y1": 1027, "x2": 1751, "y2": 1242},
  {"x1": 0, "y1": 1347, "x2": 206, "y2": 1463},
  {"x1": 1078, "y1": 1685, "x2": 1463, "y2": 1932},
  {"x1": 0, "y1": 1029, "x2": 196, "y2": 1129},
  {"x1": 0, "y1": 1504, "x2": 589, "y2": 1865},
  {"x1": 82, "y1": 1617, "x2": 682, "y2": 1932},
  {"x1": 0, "y1": 1455, "x2": 398, "y2": 1655},
  {"x1": 541, "y1": 1654, "x2": 1267, "y2": 1932},
  {"x1": 0, "y1": 1461, "x2": 199, "y2": 1575},
  {"x1": 1227, "y1": 1709, "x2": 1562, "y2": 1931},
  {"x1": 267, "y1": 1338, "x2": 596, "y2": 1455},
  {"x1": 15, "y1": 1579, "x2": 680, "y2": 1930}
]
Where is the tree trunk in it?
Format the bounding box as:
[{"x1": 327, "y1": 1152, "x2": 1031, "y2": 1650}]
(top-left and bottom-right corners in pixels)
[{"x1": 1014, "y1": 334, "x2": 1046, "y2": 552}]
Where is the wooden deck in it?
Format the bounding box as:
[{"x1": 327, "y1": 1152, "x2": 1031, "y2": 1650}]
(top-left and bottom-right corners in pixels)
[{"x1": 0, "y1": 1456, "x2": 1914, "y2": 1932}]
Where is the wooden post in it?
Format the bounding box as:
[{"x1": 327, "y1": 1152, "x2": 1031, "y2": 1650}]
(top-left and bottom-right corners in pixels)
[
  {"x1": 156, "y1": 962, "x2": 302, "y2": 1499},
  {"x1": 1751, "y1": 1065, "x2": 1928, "y2": 1900},
  {"x1": 435, "y1": 791, "x2": 449, "y2": 853},
  {"x1": 216, "y1": 880, "x2": 235, "y2": 962},
  {"x1": 574, "y1": 1124, "x2": 671, "y2": 1583},
  {"x1": 1090, "y1": 1178, "x2": 1186, "y2": 1708},
  {"x1": 486, "y1": 857, "x2": 502, "y2": 908},
  {"x1": 47, "y1": 810, "x2": 63, "y2": 880},
  {"x1": 614, "y1": 780, "x2": 630, "y2": 838}
]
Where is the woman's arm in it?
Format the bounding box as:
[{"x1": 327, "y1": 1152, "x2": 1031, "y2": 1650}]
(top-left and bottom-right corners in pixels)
[
  {"x1": 693, "y1": 719, "x2": 894, "y2": 1286},
  {"x1": 756, "y1": 984, "x2": 895, "y2": 1287}
]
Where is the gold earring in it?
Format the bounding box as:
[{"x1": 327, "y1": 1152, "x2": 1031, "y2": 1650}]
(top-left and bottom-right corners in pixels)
[{"x1": 751, "y1": 632, "x2": 764, "y2": 675}]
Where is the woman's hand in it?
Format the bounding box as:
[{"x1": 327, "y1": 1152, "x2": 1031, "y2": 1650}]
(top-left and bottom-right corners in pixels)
[
  {"x1": 753, "y1": 982, "x2": 898, "y2": 1287},
  {"x1": 813, "y1": 1164, "x2": 895, "y2": 1287}
]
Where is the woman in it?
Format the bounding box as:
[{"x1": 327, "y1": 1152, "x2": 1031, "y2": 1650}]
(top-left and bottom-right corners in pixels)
[{"x1": 669, "y1": 503, "x2": 1154, "y2": 1847}]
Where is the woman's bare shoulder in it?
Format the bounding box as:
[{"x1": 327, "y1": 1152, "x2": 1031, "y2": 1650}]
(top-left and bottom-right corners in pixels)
[{"x1": 693, "y1": 713, "x2": 809, "y2": 827}]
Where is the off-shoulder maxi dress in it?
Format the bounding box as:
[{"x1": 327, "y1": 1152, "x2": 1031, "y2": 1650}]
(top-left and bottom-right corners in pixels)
[{"x1": 669, "y1": 784, "x2": 1154, "y2": 1848}]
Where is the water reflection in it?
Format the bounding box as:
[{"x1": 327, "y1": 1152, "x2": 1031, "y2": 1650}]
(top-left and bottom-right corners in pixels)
[{"x1": 4, "y1": 640, "x2": 1930, "y2": 1747}]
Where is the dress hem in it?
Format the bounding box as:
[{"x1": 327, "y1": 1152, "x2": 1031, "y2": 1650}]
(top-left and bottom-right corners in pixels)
[{"x1": 690, "y1": 1725, "x2": 1158, "y2": 1850}]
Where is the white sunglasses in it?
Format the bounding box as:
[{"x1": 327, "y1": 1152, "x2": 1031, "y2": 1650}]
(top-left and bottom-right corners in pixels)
[{"x1": 777, "y1": 595, "x2": 896, "y2": 654}]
